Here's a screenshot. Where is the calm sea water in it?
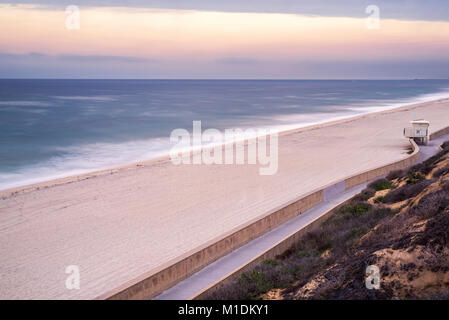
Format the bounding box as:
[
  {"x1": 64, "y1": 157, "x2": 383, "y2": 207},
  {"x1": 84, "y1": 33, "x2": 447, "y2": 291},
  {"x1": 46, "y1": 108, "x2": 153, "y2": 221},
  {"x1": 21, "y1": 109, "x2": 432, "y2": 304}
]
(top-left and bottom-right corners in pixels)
[{"x1": 1, "y1": 79, "x2": 449, "y2": 190}]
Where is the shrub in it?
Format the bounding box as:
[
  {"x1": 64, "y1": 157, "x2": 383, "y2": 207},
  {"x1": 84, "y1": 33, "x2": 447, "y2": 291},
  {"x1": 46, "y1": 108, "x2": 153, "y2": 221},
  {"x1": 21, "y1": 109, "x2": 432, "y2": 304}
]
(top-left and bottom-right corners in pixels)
[
  {"x1": 408, "y1": 189, "x2": 449, "y2": 219},
  {"x1": 384, "y1": 179, "x2": 433, "y2": 204},
  {"x1": 443, "y1": 181, "x2": 449, "y2": 191},
  {"x1": 420, "y1": 149, "x2": 449, "y2": 174},
  {"x1": 411, "y1": 163, "x2": 423, "y2": 172},
  {"x1": 306, "y1": 231, "x2": 333, "y2": 253},
  {"x1": 374, "y1": 196, "x2": 385, "y2": 204},
  {"x1": 263, "y1": 259, "x2": 279, "y2": 266},
  {"x1": 250, "y1": 270, "x2": 264, "y2": 281},
  {"x1": 371, "y1": 206, "x2": 395, "y2": 217},
  {"x1": 386, "y1": 170, "x2": 405, "y2": 181},
  {"x1": 441, "y1": 140, "x2": 449, "y2": 150},
  {"x1": 368, "y1": 178, "x2": 393, "y2": 191},
  {"x1": 420, "y1": 163, "x2": 434, "y2": 175},
  {"x1": 353, "y1": 187, "x2": 376, "y2": 201},
  {"x1": 346, "y1": 227, "x2": 370, "y2": 240},
  {"x1": 433, "y1": 165, "x2": 449, "y2": 178},
  {"x1": 406, "y1": 170, "x2": 425, "y2": 184},
  {"x1": 297, "y1": 249, "x2": 319, "y2": 258},
  {"x1": 340, "y1": 202, "x2": 372, "y2": 217}
]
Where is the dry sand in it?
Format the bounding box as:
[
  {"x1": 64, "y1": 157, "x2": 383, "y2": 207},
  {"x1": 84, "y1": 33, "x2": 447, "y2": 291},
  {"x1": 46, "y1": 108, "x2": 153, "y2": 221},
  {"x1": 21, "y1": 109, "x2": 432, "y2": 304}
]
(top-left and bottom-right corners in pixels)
[{"x1": 1, "y1": 98, "x2": 449, "y2": 299}]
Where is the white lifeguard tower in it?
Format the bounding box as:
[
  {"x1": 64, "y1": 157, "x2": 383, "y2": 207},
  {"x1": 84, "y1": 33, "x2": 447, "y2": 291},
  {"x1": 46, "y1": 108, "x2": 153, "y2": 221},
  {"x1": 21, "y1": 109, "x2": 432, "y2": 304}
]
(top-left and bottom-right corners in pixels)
[{"x1": 403, "y1": 119, "x2": 430, "y2": 145}]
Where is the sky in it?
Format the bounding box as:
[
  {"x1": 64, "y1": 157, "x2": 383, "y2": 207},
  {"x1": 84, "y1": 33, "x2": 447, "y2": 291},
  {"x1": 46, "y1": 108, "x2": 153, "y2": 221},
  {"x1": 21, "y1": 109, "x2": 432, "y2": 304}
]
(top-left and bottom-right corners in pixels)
[{"x1": 0, "y1": 1, "x2": 448, "y2": 79}]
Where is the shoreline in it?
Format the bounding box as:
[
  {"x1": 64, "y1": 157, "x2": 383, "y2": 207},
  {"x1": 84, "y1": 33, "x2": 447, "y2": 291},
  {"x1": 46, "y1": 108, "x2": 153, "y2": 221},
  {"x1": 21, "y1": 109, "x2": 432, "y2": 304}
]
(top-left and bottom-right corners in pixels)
[
  {"x1": 2, "y1": 96, "x2": 449, "y2": 198},
  {"x1": 2, "y1": 97, "x2": 449, "y2": 299}
]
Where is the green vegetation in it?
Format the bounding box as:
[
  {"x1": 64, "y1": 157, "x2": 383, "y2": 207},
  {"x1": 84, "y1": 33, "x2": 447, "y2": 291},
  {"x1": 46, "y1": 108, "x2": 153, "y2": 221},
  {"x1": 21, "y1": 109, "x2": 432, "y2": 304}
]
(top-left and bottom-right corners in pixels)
[
  {"x1": 386, "y1": 169, "x2": 405, "y2": 181},
  {"x1": 368, "y1": 178, "x2": 393, "y2": 191},
  {"x1": 374, "y1": 196, "x2": 385, "y2": 204},
  {"x1": 346, "y1": 227, "x2": 370, "y2": 240},
  {"x1": 339, "y1": 202, "x2": 371, "y2": 217},
  {"x1": 263, "y1": 259, "x2": 279, "y2": 266},
  {"x1": 384, "y1": 179, "x2": 433, "y2": 203},
  {"x1": 433, "y1": 164, "x2": 449, "y2": 178},
  {"x1": 353, "y1": 187, "x2": 375, "y2": 201},
  {"x1": 407, "y1": 170, "x2": 425, "y2": 184}
]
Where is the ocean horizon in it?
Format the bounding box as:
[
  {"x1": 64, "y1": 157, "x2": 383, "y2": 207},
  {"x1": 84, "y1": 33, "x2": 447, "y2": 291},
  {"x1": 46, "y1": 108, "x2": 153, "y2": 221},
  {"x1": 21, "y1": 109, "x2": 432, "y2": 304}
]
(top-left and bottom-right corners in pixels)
[{"x1": 1, "y1": 79, "x2": 449, "y2": 190}]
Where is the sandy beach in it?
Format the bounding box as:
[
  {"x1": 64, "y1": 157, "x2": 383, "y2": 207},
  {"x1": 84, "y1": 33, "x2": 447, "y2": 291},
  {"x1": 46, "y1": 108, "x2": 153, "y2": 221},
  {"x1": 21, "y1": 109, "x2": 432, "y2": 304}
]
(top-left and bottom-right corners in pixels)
[{"x1": 1, "y1": 98, "x2": 449, "y2": 299}]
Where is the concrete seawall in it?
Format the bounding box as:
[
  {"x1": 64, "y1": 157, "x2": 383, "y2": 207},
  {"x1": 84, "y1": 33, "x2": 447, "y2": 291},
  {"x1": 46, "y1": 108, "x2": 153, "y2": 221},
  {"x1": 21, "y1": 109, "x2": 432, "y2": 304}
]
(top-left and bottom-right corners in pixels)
[
  {"x1": 103, "y1": 137, "x2": 423, "y2": 300},
  {"x1": 430, "y1": 126, "x2": 449, "y2": 140}
]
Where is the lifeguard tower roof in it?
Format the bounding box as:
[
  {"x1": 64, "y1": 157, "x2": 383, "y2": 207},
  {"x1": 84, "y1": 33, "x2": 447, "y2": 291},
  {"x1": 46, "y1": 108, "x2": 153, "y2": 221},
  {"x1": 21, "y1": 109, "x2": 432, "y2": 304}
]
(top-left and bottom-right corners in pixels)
[{"x1": 410, "y1": 119, "x2": 430, "y2": 125}]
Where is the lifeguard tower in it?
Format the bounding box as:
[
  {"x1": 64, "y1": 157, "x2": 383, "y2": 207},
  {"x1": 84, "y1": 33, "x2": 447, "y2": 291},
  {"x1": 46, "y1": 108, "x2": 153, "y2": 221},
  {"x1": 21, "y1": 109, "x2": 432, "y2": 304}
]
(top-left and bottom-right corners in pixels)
[{"x1": 403, "y1": 119, "x2": 430, "y2": 145}]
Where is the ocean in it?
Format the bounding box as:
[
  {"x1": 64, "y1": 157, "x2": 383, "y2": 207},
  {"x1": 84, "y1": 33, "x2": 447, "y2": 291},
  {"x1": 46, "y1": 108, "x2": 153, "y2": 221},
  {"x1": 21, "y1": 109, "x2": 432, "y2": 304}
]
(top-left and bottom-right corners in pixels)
[{"x1": 1, "y1": 79, "x2": 449, "y2": 190}]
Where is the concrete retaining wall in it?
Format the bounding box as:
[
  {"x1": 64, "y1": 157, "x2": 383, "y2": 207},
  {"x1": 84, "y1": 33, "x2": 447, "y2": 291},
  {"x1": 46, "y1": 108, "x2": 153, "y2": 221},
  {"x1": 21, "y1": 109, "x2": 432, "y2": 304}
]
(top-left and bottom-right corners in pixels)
[
  {"x1": 102, "y1": 137, "x2": 423, "y2": 300},
  {"x1": 345, "y1": 144, "x2": 419, "y2": 189},
  {"x1": 430, "y1": 126, "x2": 449, "y2": 140}
]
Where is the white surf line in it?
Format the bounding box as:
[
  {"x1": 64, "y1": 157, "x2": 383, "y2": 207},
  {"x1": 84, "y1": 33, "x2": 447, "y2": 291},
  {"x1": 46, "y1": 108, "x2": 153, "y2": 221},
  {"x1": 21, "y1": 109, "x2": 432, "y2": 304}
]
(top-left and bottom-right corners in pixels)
[{"x1": 154, "y1": 133, "x2": 449, "y2": 300}]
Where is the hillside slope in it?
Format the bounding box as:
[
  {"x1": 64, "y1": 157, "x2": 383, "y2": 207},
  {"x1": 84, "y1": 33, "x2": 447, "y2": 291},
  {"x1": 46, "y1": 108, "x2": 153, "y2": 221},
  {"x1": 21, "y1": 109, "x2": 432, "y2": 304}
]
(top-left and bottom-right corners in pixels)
[{"x1": 289, "y1": 141, "x2": 449, "y2": 300}]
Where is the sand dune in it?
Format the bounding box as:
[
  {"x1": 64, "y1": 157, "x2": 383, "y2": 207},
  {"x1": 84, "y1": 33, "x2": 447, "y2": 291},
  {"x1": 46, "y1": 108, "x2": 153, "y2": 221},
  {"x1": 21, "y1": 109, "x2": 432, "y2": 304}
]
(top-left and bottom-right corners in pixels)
[{"x1": 1, "y1": 98, "x2": 449, "y2": 299}]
